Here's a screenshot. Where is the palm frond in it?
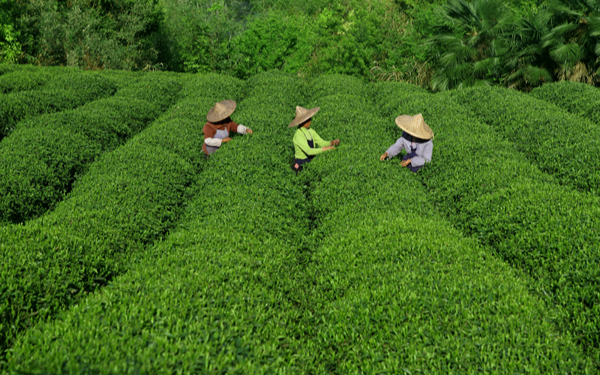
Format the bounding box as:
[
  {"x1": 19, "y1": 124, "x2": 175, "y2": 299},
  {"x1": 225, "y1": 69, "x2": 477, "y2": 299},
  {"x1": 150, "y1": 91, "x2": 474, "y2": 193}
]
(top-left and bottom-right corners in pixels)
[
  {"x1": 546, "y1": 22, "x2": 578, "y2": 39},
  {"x1": 548, "y1": 0, "x2": 584, "y2": 17},
  {"x1": 524, "y1": 65, "x2": 553, "y2": 85},
  {"x1": 447, "y1": 62, "x2": 475, "y2": 79},
  {"x1": 588, "y1": 16, "x2": 600, "y2": 36},
  {"x1": 550, "y1": 42, "x2": 583, "y2": 65},
  {"x1": 472, "y1": 78, "x2": 494, "y2": 87},
  {"x1": 473, "y1": 58, "x2": 497, "y2": 77},
  {"x1": 440, "y1": 43, "x2": 479, "y2": 65},
  {"x1": 430, "y1": 72, "x2": 451, "y2": 91},
  {"x1": 444, "y1": 0, "x2": 479, "y2": 28}
]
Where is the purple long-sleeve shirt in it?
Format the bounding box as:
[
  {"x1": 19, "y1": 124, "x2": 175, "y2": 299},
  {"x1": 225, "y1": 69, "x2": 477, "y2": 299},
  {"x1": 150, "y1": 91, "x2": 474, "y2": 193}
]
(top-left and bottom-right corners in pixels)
[{"x1": 386, "y1": 136, "x2": 433, "y2": 167}]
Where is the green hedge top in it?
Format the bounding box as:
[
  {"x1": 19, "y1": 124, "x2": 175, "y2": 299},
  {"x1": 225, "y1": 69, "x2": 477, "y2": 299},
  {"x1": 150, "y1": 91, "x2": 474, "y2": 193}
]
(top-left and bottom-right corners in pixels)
[
  {"x1": 180, "y1": 73, "x2": 245, "y2": 102},
  {"x1": 530, "y1": 81, "x2": 600, "y2": 126},
  {"x1": 5, "y1": 72, "x2": 309, "y2": 373},
  {"x1": 389, "y1": 90, "x2": 600, "y2": 362},
  {"x1": 0, "y1": 74, "x2": 245, "y2": 359},
  {"x1": 309, "y1": 74, "x2": 369, "y2": 98},
  {"x1": 114, "y1": 75, "x2": 183, "y2": 111},
  {"x1": 448, "y1": 85, "x2": 600, "y2": 193},
  {"x1": 0, "y1": 71, "x2": 52, "y2": 94},
  {"x1": 0, "y1": 73, "x2": 118, "y2": 139}
]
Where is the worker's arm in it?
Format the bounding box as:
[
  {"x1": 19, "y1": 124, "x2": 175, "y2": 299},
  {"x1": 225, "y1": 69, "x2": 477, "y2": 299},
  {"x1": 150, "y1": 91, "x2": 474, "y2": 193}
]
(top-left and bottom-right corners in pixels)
[
  {"x1": 311, "y1": 129, "x2": 331, "y2": 148},
  {"x1": 386, "y1": 137, "x2": 406, "y2": 159},
  {"x1": 409, "y1": 142, "x2": 433, "y2": 167},
  {"x1": 294, "y1": 131, "x2": 324, "y2": 156}
]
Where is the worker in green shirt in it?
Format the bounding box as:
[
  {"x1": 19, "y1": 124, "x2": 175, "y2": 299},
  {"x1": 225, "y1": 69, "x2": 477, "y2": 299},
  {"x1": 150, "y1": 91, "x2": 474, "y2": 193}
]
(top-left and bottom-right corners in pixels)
[{"x1": 289, "y1": 106, "x2": 340, "y2": 172}]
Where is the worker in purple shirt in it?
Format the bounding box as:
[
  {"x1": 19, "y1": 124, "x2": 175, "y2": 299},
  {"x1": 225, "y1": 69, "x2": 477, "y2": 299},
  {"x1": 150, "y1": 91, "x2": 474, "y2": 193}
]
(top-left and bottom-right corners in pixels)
[{"x1": 380, "y1": 113, "x2": 434, "y2": 172}]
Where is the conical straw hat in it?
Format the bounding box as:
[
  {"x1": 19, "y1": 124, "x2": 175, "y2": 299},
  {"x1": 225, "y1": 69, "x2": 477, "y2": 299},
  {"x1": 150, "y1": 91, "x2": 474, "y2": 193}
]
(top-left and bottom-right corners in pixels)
[
  {"x1": 395, "y1": 114, "x2": 434, "y2": 140},
  {"x1": 289, "y1": 106, "x2": 320, "y2": 128},
  {"x1": 207, "y1": 100, "x2": 236, "y2": 122}
]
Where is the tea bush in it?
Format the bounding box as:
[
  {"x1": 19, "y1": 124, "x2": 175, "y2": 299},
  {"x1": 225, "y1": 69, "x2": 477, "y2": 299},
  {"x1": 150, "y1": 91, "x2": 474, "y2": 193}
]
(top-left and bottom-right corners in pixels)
[
  {"x1": 296, "y1": 80, "x2": 591, "y2": 372},
  {"x1": 448, "y1": 86, "x2": 600, "y2": 193},
  {"x1": 0, "y1": 74, "x2": 245, "y2": 357},
  {"x1": 5, "y1": 73, "x2": 594, "y2": 372},
  {"x1": 383, "y1": 90, "x2": 600, "y2": 362},
  {"x1": 5, "y1": 71, "x2": 313, "y2": 373},
  {"x1": 0, "y1": 73, "x2": 117, "y2": 139},
  {"x1": 0, "y1": 75, "x2": 183, "y2": 225},
  {"x1": 530, "y1": 81, "x2": 600, "y2": 126},
  {"x1": 0, "y1": 70, "x2": 51, "y2": 93},
  {"x1": 0, "y1": 63, "x2": 38, "y2": 76}
]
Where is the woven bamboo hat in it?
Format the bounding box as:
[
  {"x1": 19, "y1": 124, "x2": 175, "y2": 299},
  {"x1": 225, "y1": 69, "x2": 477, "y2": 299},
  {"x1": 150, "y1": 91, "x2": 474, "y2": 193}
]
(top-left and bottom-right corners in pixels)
[
  {"x1": 289, "y1": 106, "x2": 320, "y2": 128},
  {"x1": 207, "y1": 100, "x2": 236, "y2": 123},
  {"x1": 395, "y1": 114, "x2": 434, "y2": 140}
]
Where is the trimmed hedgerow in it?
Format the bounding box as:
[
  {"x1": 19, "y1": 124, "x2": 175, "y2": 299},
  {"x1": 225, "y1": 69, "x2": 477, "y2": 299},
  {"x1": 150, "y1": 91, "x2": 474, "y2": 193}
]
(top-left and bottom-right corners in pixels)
[
  {"x1": 113, "y1": 73, "x2": 185, "y2": 111},
  {"x1": 0, "y1": 74, "x2": 185, "y2": 226},
  {"x1": 0, "y1": 71, "x2": 51, "y2": 94},
  {"x1": 447, "y1": 86, "x2": 600, "y2": 193},
  {"x1": 5, "y1": 74, "x2": 594, "y2": 373},
  {"x1": 0, "y1": 73, "x2": 117, "y2": 139},
  {"x1": 0, "y1": 74, "x2": 245, "y2": 356},
  {"x1": 0, "y1": 66, "x2": 81, "y2": 93},
  {"x1": 5, "y1": 72, "x2": 315, "y2": 373},
  {"x1": 179, "y1": 72, "x2": 246, "y2": 101},
  {"x1": 0, "y1": 64, "x2": 38, "y2": 76},
  {"x1": 294, "y1": 80, "x2": 591, "y2": 372},
  {"x1": 381, "y1": 89, "x2": 600, "y2": 363},
  {"x1": 530, "y1": 81, "x2": 600, "y2": 126}
]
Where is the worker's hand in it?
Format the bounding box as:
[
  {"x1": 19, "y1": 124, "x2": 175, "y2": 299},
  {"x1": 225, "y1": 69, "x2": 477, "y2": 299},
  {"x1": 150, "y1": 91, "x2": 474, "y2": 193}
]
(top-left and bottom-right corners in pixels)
[
  {"x1": 401, "y1": 159, "x2": 411, "y2": 167},
  {"x1": 323, "y1": 146, "x2": 335, "y2": 152},
  {"x1": 330, "y1": 139, "x2": 340, "y2": 146},
  {"x1": 222, "y1": 137, "x2": 232, "y2": 143},
  {"x1": 380, "y1": 152, "x2": 389, "y2": 161},
  {"x1": 246, "y1": 129, "x2": 253, "y2": 135}
]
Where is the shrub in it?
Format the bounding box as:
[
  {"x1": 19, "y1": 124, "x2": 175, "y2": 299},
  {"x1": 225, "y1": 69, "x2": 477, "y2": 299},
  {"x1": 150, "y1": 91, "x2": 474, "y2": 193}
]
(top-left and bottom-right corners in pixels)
[
  {"x1": 0, "y1": 71, "x2": 51, "y2": 93},
  {"x1": 0, "y1": 74, "x2": 244, "y2": 356},
  {"x1": 383, "y1": 90, "x2": 600, "y2": 362},
  {"x1": 113, "y1": 73, "x2": 184, "y2": 111},
  {"x1": 0, "y1": 73, "x2": 117, "y2": 139},
  {"x1": 0, "y1": 76, "x2": 183, "y2": 225},
  {"x1": 5, "y1": 74, "x2": 593, "y2": 372},
  {"x1": 530, "y1": 81, "x2": 600, "y2": 126},
  {"x1": 5, "y1": 72, "x2": 313, "y2": 373},
  {"x1": 448, "y1": 85, "x2": 600, "y2": 193},
  {"x1": 294, "y1": 83, "x2": 591, "y2": 372}
]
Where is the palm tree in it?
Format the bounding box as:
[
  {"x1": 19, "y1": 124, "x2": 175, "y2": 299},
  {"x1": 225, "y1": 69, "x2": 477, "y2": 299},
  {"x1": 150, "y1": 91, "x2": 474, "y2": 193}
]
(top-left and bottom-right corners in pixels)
[
  {"x1": 542, "y1": 0, "x2": 600, "y2": 84},
  {"x1": 428, "y1": 0, "x2": 514, "y2": 91},
  {"x1": 505, "y1": 10, "x2": 555, "y2": 89}
]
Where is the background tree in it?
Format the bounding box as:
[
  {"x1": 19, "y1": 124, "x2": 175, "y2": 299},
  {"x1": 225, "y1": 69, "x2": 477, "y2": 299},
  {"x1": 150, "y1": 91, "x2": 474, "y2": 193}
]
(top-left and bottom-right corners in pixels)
[
  {"x1": 428, "y1": 0, "x2": 514, "y2": 91},
  {"x1": 16, "y1": 0, "x2": 164, "y2": 70},
  {"x1": 0, "y1": 0, "x2": 21, "y2": 64},
  {"x1": 542, "y1": 0, "x2": 600, "y2": 84}
]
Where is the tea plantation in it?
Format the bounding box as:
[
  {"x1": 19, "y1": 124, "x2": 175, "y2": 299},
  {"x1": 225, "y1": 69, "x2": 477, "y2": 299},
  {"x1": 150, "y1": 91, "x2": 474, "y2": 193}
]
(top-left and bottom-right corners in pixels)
[{"x1": 1, "y1": 65, "x2": 599, "y2": 373}]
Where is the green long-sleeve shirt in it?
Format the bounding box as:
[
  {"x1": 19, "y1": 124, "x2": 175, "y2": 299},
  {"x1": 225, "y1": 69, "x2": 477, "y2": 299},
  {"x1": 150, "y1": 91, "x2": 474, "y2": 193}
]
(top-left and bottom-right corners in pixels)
[{"x1": 293, "y1": 128, "x2": 330, "y2": 160}]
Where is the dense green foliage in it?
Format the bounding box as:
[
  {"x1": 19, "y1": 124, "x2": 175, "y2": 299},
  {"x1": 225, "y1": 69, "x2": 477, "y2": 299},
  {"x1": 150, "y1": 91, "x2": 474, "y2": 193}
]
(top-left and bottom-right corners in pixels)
[
  {"x1": 297, "y1": 77, "x2": 590, "y2": 372},
  {"x1": 4, "y1": 71, "x2": 596, "y2": 372},
  {"x1": 0, "y1": 73, "x2": 244, "y2": 358},
  {"x1": 380, "y1": 89, "x2": 600, "y2": 362},
  {"x1": 448, "y1": 85, "x2": 600, "y2": 193},
  {"x1": 6, "y1": 70, "x2": 312, "y2": 372},
  {"x1": 0, "y1": 74, "x2": 183, "y2": 225},
  {"x1": 429, "y1": 0, "x2": 600, "y2": 90},
  {"x1": 4, "y1": 0, "x2": 600, "y2": 90},
  {"x1": 530, "y1": 81, "x2": 600, "y2": 125},
  {"x1": 0, "y1": 71, "x2": 117, "y2": 139},
  {"x1": 14, "y1": 0, "x2": 164, "y2": 70}
]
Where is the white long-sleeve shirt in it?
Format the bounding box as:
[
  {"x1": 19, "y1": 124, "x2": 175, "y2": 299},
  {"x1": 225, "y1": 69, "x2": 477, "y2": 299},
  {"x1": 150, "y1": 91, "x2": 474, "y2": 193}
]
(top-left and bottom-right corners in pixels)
[
  {"x1": 386, "y1": 136, "x2": 433, "y2": 167},
  {"x1": 205, "y1": 124, "x2": 249, "y2": 147}
]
